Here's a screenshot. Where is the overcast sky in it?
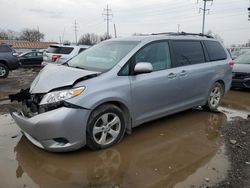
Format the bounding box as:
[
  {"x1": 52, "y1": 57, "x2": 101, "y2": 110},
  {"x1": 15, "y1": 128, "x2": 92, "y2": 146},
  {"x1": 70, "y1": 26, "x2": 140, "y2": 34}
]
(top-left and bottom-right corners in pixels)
[{"x1": 0, "y1": 0, "x2": 249, "y2": 46}]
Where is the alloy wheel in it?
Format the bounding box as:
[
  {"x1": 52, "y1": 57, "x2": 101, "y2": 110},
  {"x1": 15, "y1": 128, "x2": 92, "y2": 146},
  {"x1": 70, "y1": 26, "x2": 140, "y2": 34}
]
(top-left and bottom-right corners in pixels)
[
  {"x1": 93, "y1": 113, "x2": 121, "y2": 146},
  {"x1": 209, "y1": 85, "x2": 221, "y2": 108},
  {"x1": 0, "y1": 66, "x2": 6, "y2": 77}
]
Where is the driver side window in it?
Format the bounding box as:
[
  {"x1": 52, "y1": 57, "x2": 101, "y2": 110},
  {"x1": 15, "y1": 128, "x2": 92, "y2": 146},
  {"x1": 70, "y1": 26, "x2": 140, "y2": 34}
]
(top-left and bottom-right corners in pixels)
[{"x1": 135, "y1": 41, "x2": 171, "y2": 72}]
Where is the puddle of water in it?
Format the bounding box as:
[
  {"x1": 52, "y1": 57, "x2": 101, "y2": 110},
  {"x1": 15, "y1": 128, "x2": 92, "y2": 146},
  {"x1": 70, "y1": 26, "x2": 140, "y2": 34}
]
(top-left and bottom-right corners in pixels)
[
  {"x1": 222, "y1": 90, "x2": 250, "y2": 112},
  {"x1": 174, "y1": 143, "x2": 230, "y2": 188},
  {"x1": 0, "y1": 110, "x2": 229, "y2": 188}
]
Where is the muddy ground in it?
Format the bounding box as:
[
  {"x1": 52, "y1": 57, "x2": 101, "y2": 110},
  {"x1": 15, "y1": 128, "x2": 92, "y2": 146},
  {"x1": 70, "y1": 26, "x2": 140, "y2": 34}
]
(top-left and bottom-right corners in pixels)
[{"x1": 0, "y1": 68, "x2": 250, "y2": 188}]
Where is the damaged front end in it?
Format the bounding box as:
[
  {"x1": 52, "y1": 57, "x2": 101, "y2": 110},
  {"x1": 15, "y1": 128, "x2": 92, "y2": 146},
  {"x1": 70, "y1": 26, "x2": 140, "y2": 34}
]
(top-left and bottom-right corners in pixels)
[
  {"x1": 9, "y1": 89, "x2": 54, "y2": 117},
  {"x1": 9, "y1": 88, "x2": 84, "y2": 118}
]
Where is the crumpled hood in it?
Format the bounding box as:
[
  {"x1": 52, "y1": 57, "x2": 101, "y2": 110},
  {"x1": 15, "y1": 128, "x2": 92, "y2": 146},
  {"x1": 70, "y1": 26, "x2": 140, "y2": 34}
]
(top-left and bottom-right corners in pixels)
[
  {"x1": 30, "y1": 64, "x2": 100, "y2": 93},
  {"x1": 233, "y1": 64, "x2": 250, "y2": 73}
]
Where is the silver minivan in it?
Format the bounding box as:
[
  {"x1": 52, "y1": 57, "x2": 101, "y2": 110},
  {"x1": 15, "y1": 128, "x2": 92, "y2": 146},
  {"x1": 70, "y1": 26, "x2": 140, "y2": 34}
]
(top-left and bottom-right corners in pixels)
[{"x1": 10, "y1": 33, "x2": 233, "y2": 152}]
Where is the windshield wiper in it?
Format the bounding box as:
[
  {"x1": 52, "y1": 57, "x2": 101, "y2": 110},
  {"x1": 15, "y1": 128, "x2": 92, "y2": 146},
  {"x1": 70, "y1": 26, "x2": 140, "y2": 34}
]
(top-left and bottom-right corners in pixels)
[
  {"x1": 62, "y1": 62, "x2": 69, "y2": 66},
  {"x1": 73, "y1": 66, "x2": 87, "y2": 70}
]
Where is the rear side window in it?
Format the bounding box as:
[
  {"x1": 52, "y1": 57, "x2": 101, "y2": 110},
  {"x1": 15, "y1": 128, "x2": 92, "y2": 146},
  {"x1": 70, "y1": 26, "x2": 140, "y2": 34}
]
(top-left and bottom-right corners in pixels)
[
  {"x1": 47, "y1": 46, "x2": 73, "y2": 54},
  {"x1": 172, "y1": 41, "x2": 205, "y2": 67},
  {"x1": 0, "y1": 45, "x2": 12, "y2": 53},
  {"x1": 204, "y1": 41, "x2": 227, "y2": 61}
]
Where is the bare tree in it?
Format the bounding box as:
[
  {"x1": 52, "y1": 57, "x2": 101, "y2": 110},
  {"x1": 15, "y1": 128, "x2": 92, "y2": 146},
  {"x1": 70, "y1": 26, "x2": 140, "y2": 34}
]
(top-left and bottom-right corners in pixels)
[
  {"x1": 206, "y1": 30, "x2": 224, "y2": 44},
  {"x1": 0, "y1": 30, "x2": 8, "y2": 40},
  {"x1": 0, "y1": 29, "x2": 19, "y2": 40},
  {"x1": 20, "y1": 29, "x2": 44, "y2": 42},
  {"x1": 78, "y1": 33, "x2": 99, "y2": 45},
  {"x1": 100, "y1": 33, "x2": 112, "y2": 41}
]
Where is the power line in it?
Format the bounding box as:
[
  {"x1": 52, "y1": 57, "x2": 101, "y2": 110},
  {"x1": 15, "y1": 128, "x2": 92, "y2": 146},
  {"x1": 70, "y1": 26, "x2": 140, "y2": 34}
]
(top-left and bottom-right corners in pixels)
[
  {"x1": 73, "y1": 20, "x2": 79, "y2": 44},
  {"x1": 102, "y1": 4, "x2": 113, "y2": 36},
  {"x1": 199, "y1": 0, "x2": 213, "y2": 34}
]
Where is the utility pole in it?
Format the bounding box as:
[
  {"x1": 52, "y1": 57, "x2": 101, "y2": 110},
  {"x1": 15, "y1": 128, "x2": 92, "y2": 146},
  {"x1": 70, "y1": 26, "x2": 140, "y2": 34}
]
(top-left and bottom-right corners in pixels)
[
  {"x1": 199, "y1": 0, "x2": 213, "y2": 34},
  {"x1": 37, "y1": 26, "x2": 40, "y2": 41},
  {"x1": 73, "y1": 20, "x2": 79, "y2": 44},
  {"x1": 114, "y1": 24, "x2": 117, "y2": 38},
  {"x1": 248, "y1": 7, "x2": 250, "y2": 20},
  {"x1": 62, "y1": 27, "x2": 66, "y2": 43},
  {"x1": 103, "y1": 4, "x2": 113, "y2": 37}
]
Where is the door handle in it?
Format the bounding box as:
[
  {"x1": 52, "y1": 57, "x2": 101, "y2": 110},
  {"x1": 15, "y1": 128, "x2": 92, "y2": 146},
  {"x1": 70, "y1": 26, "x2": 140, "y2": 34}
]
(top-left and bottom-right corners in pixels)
[
  {"x1": 179, "y1": 70, "x2": 188, "y2": 77},
  {"x1": 167, "y1": 73, "x2": 177, "y2": 79}
]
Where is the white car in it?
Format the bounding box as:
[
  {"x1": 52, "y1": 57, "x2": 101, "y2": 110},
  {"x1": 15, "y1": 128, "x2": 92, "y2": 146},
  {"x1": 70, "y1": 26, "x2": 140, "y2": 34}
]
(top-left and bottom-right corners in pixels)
[{"x1": 42, "y1": 44, "x2": 90, "y2": 66}]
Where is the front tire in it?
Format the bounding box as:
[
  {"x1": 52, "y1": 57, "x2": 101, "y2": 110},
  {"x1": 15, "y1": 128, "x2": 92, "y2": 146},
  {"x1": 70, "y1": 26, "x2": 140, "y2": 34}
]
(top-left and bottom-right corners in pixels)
[
  {"x1": 86, "y1": 104, "x2": 126, "y2": 150},
  {"x1": 0, "y1": 63, "x2": 9, "y2": 78},
  {"x1": 203, "y1": 82, "x2": 224, "y2": 111}
]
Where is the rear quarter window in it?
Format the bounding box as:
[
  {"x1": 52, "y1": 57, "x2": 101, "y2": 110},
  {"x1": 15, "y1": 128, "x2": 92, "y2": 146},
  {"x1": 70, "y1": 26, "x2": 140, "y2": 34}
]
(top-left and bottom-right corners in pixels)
[
  {"x1": 0, "y1": 45, "x2": 12, "y2": 53},
  {"x1": 47, "y1": 46, "x2": 74, "y2": 54},
  {"x1": 204, "y1": 41, "x2": 227, "y2": 61},
  {"x1": 172, "y1": 40, "x2": 205, "y2": 67}
]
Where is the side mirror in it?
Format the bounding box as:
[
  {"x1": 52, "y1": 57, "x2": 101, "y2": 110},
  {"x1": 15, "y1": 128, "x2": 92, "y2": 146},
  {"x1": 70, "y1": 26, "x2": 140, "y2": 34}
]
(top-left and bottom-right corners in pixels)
[{"x1": 134, "y1": 62, "x2": 153, "y2": 74}]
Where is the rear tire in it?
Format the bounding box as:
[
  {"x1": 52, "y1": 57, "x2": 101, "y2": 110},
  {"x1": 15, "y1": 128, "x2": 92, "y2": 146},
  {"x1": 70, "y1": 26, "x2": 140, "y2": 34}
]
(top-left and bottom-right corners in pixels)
[
  {"x1": 203, "y1": 82, "x2": 224, "y2": 111},
  {"x1": 86, "y1": 104, "x2": 126, "y2": 150},
  {"x1": 0, "y1": 63, "x2": 9, "y2": 78}
]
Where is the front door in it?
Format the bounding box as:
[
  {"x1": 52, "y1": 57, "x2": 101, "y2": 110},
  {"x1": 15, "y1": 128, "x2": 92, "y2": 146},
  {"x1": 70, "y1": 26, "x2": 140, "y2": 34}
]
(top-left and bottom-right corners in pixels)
[{"x1": 129, "y1": 41, "x2": 182, "y2": 125}]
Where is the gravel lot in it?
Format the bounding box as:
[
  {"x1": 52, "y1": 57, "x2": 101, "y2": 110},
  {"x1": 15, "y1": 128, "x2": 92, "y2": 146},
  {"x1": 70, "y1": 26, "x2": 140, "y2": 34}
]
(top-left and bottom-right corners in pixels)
[{"x1": 0, "y1": 67, "x2": 249, "y2": 188}]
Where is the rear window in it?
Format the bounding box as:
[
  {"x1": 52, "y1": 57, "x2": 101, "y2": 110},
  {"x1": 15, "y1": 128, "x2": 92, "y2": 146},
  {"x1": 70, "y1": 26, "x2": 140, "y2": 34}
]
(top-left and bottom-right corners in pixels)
[
  {"x1": 204, "y1": 41, "x2": 227, "y2": 61},
  {"x1": 172, "y1": 40, "x2": 205, "y2": 67},
  {"x1": 0, "y1": 45, "x2": 12, "y2": 53},
  {"x1": 47, "y1": 46, "x2": 74, "y2": 54}
]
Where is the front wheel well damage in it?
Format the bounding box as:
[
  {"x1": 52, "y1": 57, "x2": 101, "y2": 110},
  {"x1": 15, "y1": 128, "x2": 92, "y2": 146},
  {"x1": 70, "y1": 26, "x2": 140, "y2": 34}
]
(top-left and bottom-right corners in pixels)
[{"x1": 90, "y1": 101, "x2": 132, "y2": 134}]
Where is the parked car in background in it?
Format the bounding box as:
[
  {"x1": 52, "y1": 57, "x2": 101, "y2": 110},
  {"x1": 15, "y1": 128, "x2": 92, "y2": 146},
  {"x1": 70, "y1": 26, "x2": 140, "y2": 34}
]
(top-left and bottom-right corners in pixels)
[
  {"x1": 10, "y1": 33, "x2": 232, "y2": 152},
  {"x1": 42, "y1": 44, "x2": 90, "y2": 66},
  {"x1": 0, "y1": 44, "x2": 20, "y2": 78},
  {"x1": 18, "y1": 51, "x2": 43, "y2": 66},
  {"x1": 230, "y1": 48, "x2": 250, "y2": 60},
  {"x1": 232, "y1": 52, "x2": 250, "y2": 89}
]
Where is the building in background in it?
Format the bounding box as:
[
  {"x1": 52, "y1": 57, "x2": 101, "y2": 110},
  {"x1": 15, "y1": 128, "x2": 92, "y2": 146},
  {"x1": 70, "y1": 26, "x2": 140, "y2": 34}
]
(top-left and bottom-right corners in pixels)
[{"x1": 0, "y1": 40, "x2": 57, "y2": 53}]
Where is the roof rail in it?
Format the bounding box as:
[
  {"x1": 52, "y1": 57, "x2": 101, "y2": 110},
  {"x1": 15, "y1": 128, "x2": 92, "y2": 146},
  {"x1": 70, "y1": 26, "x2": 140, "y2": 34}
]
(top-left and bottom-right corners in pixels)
[{"x1": 151, "y1": 32, "x2": 214, "y2": 39}]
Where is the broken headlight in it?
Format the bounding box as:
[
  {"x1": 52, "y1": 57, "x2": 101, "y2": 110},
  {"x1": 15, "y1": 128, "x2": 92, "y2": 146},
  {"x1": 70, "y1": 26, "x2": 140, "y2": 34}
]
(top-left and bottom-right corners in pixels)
[{"x1": 39, "y1": 87, "x2": 85, "y2": 105}]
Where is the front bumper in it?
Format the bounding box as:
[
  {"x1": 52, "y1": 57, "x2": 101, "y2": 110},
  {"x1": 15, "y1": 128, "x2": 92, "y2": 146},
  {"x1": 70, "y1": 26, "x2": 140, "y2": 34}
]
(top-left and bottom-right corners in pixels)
[
  {"x1": 10, "y1": 107, "x2": 90, "y2": 152},
  {"x1": 232, "y1": 78, "x2": 250, "y2": 88}
]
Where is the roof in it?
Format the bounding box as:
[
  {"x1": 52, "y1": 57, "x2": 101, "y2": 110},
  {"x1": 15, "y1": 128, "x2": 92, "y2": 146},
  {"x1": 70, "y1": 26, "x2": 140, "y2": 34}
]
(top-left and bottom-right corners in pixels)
[
  {"x1": 50, "y1": 44, "x2": 90, "y2": 48},
  {"x1": 0, "y1": 40, "x2": 57, "y2": 49},
  {"x1": 110, "y1": 32, "x2": 216, "y2": 43}
]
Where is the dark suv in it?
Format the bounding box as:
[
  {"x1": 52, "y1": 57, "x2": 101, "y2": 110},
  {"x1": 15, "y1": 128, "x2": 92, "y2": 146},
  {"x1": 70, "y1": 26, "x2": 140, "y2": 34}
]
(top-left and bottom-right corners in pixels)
[{"x1": 0, "y1": 44, "x2": 20, "y2": 78}]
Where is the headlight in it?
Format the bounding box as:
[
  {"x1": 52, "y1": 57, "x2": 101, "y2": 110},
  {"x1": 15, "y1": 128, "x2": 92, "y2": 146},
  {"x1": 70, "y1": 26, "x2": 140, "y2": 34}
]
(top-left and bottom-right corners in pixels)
[{"x1": 40, "y1": 86, "x2": 85, "y2": 105}]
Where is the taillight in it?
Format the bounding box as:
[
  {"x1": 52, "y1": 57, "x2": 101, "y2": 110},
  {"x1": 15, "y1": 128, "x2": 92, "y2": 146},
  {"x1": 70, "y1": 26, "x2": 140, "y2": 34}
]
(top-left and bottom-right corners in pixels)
[
  {"x1": 229, "y1": 60, "x2": 235, "y2": 68},
  {"x1": 52, "y1": 55, "x2": 61, "y2": 62}
]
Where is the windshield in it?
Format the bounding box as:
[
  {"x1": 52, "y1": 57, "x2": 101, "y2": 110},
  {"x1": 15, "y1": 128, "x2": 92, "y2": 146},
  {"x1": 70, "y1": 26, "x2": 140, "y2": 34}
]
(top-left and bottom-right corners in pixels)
[
  {"x1": 235, "y1": 52, "x2": 250, "y2": 64},
  {"x1": 67, "y1": 40, "x2": 140, "y2": 72}
]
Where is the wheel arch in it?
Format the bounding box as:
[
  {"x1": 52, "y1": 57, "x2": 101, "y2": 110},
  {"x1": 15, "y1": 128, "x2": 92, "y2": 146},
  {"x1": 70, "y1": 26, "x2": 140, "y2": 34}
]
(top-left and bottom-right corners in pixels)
[
  {"x1": 215, "y1": 79, "x2": 225, "y2": 95},
  {"x1": 0, "y1": 60, "x2": 9, "y2": 68}
]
